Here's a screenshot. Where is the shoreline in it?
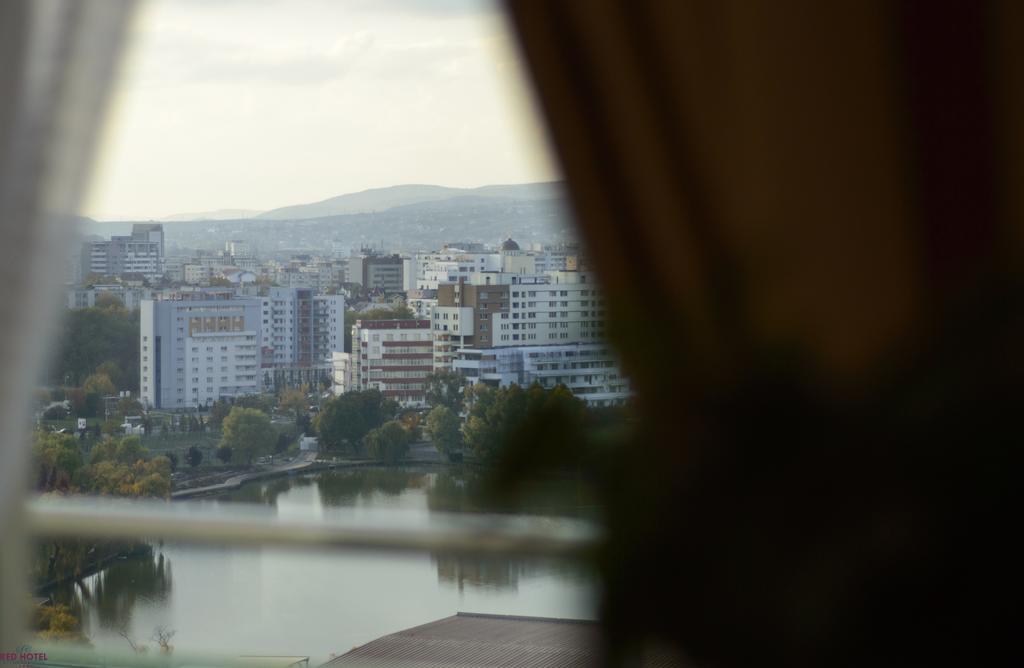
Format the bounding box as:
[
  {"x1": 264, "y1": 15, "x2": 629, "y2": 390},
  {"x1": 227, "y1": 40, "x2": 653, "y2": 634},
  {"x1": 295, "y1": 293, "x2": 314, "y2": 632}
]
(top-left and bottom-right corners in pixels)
[{"x1": 170, "y1": 455, "x2": 448, "y2": 500}]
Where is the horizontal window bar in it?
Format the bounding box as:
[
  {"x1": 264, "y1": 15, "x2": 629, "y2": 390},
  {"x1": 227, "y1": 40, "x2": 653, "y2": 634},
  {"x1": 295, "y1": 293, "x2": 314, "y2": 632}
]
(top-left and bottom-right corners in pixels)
[{"x1": 24, "y1": 497, "x2": 601, "y2": 558}]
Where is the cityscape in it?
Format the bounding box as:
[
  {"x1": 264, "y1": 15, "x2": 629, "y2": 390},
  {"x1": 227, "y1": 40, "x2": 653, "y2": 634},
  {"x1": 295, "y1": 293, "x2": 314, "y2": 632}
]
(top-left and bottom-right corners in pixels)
[
  {"x1": 20, "y1": 1, "x2": 627, "y2": 662},
  {"x1": 30, "y1": 183, "x2": 629, "y2": 664},
  {"x1": 64, "y1": 200, "x2": 630, "y2": 411}
]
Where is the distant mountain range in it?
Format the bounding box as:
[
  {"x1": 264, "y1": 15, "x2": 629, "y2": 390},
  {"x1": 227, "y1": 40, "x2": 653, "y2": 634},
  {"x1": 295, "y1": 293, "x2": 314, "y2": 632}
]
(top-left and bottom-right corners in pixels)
[
  {"x1": 161, "y1": 208, "x2": 264, "y2": 222},
  {"x1": 256, "y1": 182, "x2": 563, "y2": 221},
  {"x1": 80, "y1": 181, "x2": 574, "y2": 252}
]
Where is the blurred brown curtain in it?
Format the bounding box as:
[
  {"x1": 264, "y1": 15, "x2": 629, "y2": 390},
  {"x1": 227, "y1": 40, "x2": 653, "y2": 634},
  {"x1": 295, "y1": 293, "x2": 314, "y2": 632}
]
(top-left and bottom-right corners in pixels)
[{"x1": 508, "y1": 1, "x2": 1021, "y2": 666}]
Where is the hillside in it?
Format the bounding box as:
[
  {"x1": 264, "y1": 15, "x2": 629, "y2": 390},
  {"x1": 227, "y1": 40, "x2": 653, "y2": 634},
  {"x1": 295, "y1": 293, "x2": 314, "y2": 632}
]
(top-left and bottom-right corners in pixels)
[{"x1": 257, "y1": 181, "x2": 563, "y2": 221}]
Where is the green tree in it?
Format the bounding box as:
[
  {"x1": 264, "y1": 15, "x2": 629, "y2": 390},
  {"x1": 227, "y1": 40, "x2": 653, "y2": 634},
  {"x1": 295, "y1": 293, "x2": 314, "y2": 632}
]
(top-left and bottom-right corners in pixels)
[
  {"x1": 462, "y1": 383, "x2": 589, "y2": 465},
  {"x1": 85, "y1": 458, "x2": 171, "y2": 497},
  {"x1": 97, "y1": 360, "x2": 126, "y2": 390},
  {"x1": 425, "y1": 405, "x2": 463, "y2": 457},
  {"x1": 220, "y1": 407, "x2": 274, "y2": 464},
  {"x1": 274, "y1": 432, "x2": 292, "y2": 454},
  {"x1": 115, "y1": 397, "x2": 144, "y2": 418},
  {"x1": 279, "y1": 387, "x2": 308, "y2": 426},
  {"x1": 424, "y1": 370, "x2": 466, "y2": 411},
  {"x1": 83, "y1": 373, "x2": 117, "y2": 406},
  {"x1": 364, "y1": 420, "x2": 411, "y2": 463},
  {"x1": 94, "y1": 292, "x2": 125, "y2": 310},
  {"x1": 215, "y1": 445, "x2": 233, "y2": 464},
  {"x1": 89, "y1": 435, "x2": 148, "y2": 465},
  {"x1": 42, "y1": 404, "x2": 69, "y2": 420},
  {"x1": 186, "y1": 445, "x2": 203, "y2": 467},
  {"x1": 208, "y1": 399, "x2": 232, "y2": 427},
  {"x1": 32, "y1": 432, "x2": 83, "y2": 491},
  {"x1": 54, "y1": 306, "x2": 139, "y2": 390},
  {"x1": 316, "y1": 390, "x2": 396, "y2": 452}
]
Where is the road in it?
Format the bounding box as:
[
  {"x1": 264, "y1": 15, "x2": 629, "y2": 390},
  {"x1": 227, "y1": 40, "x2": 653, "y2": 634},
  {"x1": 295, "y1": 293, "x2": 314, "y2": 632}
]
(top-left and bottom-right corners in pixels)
[{"x1": 171, "y1": 450, "x2": 318, "y2": 499}]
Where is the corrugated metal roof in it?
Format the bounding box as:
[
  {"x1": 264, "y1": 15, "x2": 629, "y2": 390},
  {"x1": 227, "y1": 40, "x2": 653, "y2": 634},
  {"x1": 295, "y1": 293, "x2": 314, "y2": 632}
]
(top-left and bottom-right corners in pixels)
[{"x1": 321, "y1": 612, "x2": 601, "y2": 667}]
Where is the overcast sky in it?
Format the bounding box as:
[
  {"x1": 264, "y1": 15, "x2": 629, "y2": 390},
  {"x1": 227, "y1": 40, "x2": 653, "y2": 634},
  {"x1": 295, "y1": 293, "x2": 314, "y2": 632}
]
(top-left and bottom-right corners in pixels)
[{"x1": 81, "y1": 0, "x2": 559, "y2": 221}]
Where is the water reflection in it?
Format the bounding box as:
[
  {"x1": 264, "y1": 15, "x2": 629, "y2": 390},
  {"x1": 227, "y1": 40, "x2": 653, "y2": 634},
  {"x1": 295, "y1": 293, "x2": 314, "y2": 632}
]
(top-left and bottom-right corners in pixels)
[
  {"x1": 316, "y1": 467, "x2": 428, "y2": 505},
  {"x1": 223, "y1": 476, "x2": 297, "y2": 506},
  {"x1": 55, "y1": 467, "x2": 596, "y2": 661},
  {"x1": 50, "y1": 546, "x2": 173, "y2": 631}
]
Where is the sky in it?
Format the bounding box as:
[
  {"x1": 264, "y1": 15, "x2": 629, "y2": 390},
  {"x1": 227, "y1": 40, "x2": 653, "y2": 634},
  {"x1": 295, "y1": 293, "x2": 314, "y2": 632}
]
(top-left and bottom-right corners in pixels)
[{"x1": 81, "y1": 0, "x2": 559, "y2": 221}]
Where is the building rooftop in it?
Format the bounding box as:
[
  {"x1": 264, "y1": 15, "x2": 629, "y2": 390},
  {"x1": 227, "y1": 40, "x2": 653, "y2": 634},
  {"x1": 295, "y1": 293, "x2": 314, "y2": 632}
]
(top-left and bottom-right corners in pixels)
[
  {"x1": 322, "y1": 612, "x2": 682, "y2": 668},
  {"x1": 355, "y1": 319, "x2": 431, "y2": 329},
  {"x1": 323, "y1": 612, "x2": 601, "y2": 667}
]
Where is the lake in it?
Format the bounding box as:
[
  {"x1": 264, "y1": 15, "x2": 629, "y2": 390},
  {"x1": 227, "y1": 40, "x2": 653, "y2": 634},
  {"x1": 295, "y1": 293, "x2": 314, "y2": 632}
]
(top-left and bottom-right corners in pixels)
[{"x1": 49, "y1": 467, "x2": 599, "y2": 665}]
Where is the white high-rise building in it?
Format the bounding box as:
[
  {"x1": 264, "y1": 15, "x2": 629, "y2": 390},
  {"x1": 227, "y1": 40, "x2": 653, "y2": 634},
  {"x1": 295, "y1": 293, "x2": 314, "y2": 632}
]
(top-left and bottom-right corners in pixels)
[
  {"x1": 453, "y1": 343, "x2": 630, "y2": 407},
  {"x1": 431, "y1": 265, "x2": 628, "y2": 406},
  {"x1": 259, "y1": 287, "x2": 345, "y2": 389},
  {"x1": 140, "y1": 292, "x2": 262, "y2": 409}
]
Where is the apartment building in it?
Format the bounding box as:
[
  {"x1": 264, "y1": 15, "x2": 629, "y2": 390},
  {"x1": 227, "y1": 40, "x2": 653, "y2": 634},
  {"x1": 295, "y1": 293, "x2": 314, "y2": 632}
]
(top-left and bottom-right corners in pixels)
[
  {"x1": 81, "y1": 223, "x2": 165, "y2": 281},
  {"x1": 432, "y1": 268, "x2": 625, "y2": 404},
  {"x1": 433, "y1": 270, "x2": 606, "y2": 360},
  {"x1": 140, "y1": 291, "x2": 262, "y2": 409},
  {"x1": 330, "y1": 351, "x2": 354, "y2": 396},
  {"x1": 260, "y1": 287, "x2": 345, "y2": 390},
  {"x1": 530, "y1": 242, "x2": 584, "y2": 273},
  {"x1": 405, "y1": 289, "x2": 437, "y2": 319},
  {"x1": 67, "y1": 284, "x2": 152, "y2": 310},
  {"x1": 360, "y1": 254, "x2": 405, "y2": 292},
  {"x1": 349, "y1": 319, "x2": 433, "y2": 407},
  {"x1": 453, "y1": 343, "x2": 630, "y2": 407},
  {"x1": 415, "y1": 249, "x2": 501, "y2": 290}
]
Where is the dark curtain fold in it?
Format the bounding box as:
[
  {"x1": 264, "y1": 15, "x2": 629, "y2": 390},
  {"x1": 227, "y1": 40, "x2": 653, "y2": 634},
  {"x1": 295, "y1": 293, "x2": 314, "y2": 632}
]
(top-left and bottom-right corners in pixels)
[{"x1": 507, "y1": 1, "x2": 1020, "y2": 666}]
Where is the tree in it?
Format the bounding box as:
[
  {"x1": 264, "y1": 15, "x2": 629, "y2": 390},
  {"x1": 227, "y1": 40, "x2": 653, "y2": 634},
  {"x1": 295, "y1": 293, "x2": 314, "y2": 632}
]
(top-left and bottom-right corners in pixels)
[
  {"x1": 462, "y1": 383, "x2": 588, "y2": 465},
  {"x1": 215, "y1": 445, "x2": 233, "y2": 464},
  {"x1": 166, "y1": 451, "x2": 179, "y2": 471},
  {"x1": 316, "y1": 390, "x2": 396, "y2": 452},
  {"x1": 208, "y1": 399, "x2": 232, "y2": 427},
  {"x1": 97, "y1": 360, "x2": 126, "y2": 390},
  {"x1": 35, "y1": 603, "x2": 88, "y2": 643},
  {"x1": 32, "y1": 432, "x2": 83, "y2": 491},
  {"x1": 274, "y1": 432, "x2": 292, "y2": 454},
  {"x1": 94, "y1": 292, "x2": 125, "y2": 310},
  {"x1": 53, "y1": 305, "x2": 140, "y2": 391},
  {"x1": 364, "y1": 421, "x2": 411, "y2": 463},
  {"x1": 151, "y1": 626, "x2": 176, "y2": 654},
  {"x1": 220, "y1": 407, "x2": 274, "y2": 464},
  {"x1": 279, "y1": 387, "x2": 308, "y2": 426},
  {"x1": 42, "y1": 404, "x2": 69, "y2": 420},
  {"x1": 398, "y1": 409, "x2": 422, "y2": 441},
  {"x1": 83, "y1": 373, "x2": 116, "y2": 403},
  {"x1": 116, "y1": 397, "x2": 144, "y2": 418},
  {"x1": 84, "y1": 457, "x2": 171, "y2": 497},
  {"x1": 424, "y1": 370, "x2": 466, "y2": 411},
  {"x1": 186, "y1": 445, "x2": 203, "y2": 468},
  {"x1": 89, "y1": 435, "x2": 148, "y2": 465},
  {"x1": 425, "y1": 405, "x2": 463, "y2": 457}
]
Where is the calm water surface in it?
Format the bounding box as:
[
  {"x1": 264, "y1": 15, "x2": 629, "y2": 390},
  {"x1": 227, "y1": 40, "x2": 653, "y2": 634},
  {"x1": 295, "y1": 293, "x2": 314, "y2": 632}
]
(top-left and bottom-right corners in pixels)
[{"x1": 52, "y1": 468, "x2": 598, "y2": 664}]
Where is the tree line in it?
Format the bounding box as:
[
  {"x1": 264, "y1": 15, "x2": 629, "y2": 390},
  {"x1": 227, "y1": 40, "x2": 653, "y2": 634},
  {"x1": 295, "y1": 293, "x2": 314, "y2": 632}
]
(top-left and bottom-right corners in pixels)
[{"x1": 50, "y1": 299, "x2": 139, "y2": 392}]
